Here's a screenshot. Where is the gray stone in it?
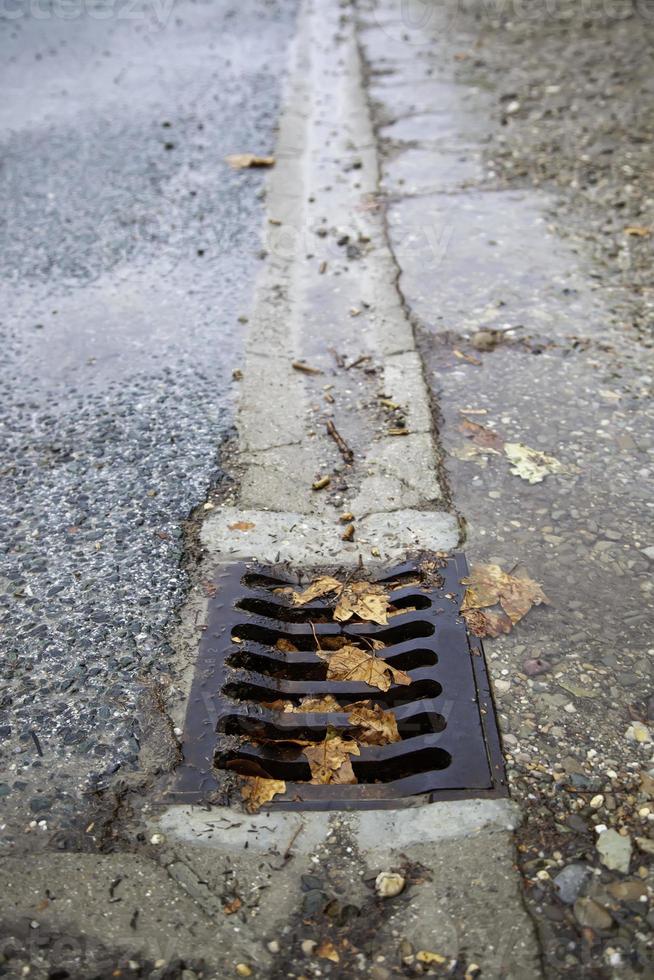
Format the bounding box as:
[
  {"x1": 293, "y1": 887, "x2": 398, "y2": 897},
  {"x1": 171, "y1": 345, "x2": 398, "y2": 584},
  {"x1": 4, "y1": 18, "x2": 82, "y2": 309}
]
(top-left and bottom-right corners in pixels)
[
  {"x1": 553, "y1": 864, "x2": 590, "y2": 905},
  {"x1": 573, "y1": 898, "x2": 612, "y2": 932},
  {"x1": 596, "y1": 829, "x2": 632, "y2": 873}
]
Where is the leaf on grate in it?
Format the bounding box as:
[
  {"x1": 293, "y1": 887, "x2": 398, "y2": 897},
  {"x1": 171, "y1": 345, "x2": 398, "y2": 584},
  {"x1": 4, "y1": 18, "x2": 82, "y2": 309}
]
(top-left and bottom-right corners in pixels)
[
  {"x1": 315, "y1": 940, "x2": 340, "y2": 962},
  {"x1": 240, "y1": 776, "x2": 286, "y2": 812},
  {"x1": 334, "y1": 580, "x2": 390, "y2": 625},
  {"x1": 461, "y1": 563, "x2": 549, "y2": 637},
  {"x1": 225, "y1": 153, "x2": 275, "y2": 169},
  {"x1": 275, "y1": 638, "x2": 299, "y2": 653},
  {"x1": 291, "y1": 576, "x2": 342, "y2": 605},
  {"x1": 345, "y1": 701, "x2": 401, "y2": 745},
  {"x1": 459, "y1": 418, "x2": 504, "y2": 452},
  {"x1": 295, "y1": 695, "x2": 342, "y2": 713},
  {"x1": 261, "y1": 699, "x2": 294, "y2": 712},
  {"x1": 303, "y1": 735, "x2": 360, "y2": 784},
  {"x1": 317, "y1": 643, "x2": 410, "y2": 692},
  {"x1": 503, "y1": 442, "x2": 565, "y2": 484},
  {"x1": 388, "y1": 604, "x2": 417, "y2": 617}
]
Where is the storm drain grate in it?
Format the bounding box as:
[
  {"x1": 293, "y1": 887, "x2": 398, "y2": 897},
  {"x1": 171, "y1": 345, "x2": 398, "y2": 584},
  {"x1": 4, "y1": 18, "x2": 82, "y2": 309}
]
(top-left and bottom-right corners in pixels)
[{"x1": 171, "y1": 555, "x2": 507, "y2": 809}]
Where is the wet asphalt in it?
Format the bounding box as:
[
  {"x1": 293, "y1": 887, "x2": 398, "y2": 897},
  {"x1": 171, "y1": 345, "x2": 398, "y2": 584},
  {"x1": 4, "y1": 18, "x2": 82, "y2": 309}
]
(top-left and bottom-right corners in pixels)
[{"x1": 0, "y1": 0, "x2": 298, "y2": 834}]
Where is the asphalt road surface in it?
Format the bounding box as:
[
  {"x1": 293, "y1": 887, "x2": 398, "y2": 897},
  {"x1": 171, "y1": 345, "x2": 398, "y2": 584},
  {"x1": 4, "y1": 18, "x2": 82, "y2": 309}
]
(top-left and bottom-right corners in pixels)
[{"x1": 0, "y1": 0, "x2": 298, "y2": 835}]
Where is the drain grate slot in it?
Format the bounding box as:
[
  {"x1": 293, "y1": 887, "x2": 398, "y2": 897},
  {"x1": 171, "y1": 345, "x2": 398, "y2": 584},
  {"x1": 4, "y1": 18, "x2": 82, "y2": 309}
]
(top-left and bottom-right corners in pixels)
[{"x1": 172, "y1": 555, "x2": 507, "y2": 809}]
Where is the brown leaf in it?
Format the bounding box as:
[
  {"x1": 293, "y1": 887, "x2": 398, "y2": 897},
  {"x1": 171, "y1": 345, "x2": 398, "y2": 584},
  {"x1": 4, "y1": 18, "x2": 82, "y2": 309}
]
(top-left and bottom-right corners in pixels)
[
  {"x1": 318, "y1": 644, "x2": 410, "y2": 692},
  {"x1": 462, "y1": 608, "x2": 513, "y2": 638},
  {"x1": 334, "y1": 580, "x2": 390, "y2": 625},
  {"x1": 225, "y1": 153, "x2": 275, "y2": 169},
  {"x1": 461, "y1": 563, "x2": 549, "y2": 636},
  {"x1": 275, "y1": 638, "x2": 299, "y2": 653},
  {"x1": 228, "y1": 521, "x2": 256, "y2": 532},
  {"x1": 295, "y1": 695, "x2": 342, "y2": 713},
  {"x1": 291, "y1": 575, "x2": 342, "y2": 605},
  {"x1": 223, "y1": 897, "x2": 242, "y2": 915},
  {"x1": 459, "y1": 418, "x2": 505, "y2": 452},
  {"x1": 240, "y1": 776, "x2": 286, "y2": 812},
  {"x1": 345, "y1": 702, "x2": 401, "y2": 745},
  {"x1": 303, "y1": 735, "x2": 360, "y2": 784},
  {"x1": 261, "y1": 699, "x2": 294, "y2": 712},
  {"x1": 315, "y1": 940, "x2": 340, "y2": 963}
]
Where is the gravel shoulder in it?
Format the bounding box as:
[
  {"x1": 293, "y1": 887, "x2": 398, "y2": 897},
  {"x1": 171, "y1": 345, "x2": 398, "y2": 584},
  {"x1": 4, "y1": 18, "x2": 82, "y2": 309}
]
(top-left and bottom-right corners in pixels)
[{"x1": 358, "y1": 0, "x2": 653, "y2": 975}]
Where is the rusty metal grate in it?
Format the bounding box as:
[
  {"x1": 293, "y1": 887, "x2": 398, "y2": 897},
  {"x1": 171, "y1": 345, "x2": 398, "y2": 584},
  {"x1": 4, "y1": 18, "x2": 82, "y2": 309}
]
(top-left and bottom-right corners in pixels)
[{"x1": 171, "y1": 555, "x2": 507, "y2": 809}]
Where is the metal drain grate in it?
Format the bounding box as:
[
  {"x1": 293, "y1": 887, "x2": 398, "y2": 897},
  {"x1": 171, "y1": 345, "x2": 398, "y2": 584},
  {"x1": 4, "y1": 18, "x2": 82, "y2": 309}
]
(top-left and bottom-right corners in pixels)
[{"x1": 171, "y1": 555, "x2": 507, "y2": 809}]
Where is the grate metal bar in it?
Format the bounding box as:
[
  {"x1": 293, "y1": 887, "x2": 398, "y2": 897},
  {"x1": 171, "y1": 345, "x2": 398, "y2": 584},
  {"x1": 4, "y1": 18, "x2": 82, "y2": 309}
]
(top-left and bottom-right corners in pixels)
[{"x1": 170, "y1": 555, "x2": 507, "y2": 809}]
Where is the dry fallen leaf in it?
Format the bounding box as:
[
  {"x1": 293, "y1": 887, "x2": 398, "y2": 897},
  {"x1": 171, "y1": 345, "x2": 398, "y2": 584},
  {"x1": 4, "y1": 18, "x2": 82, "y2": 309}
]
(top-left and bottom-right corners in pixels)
[
  {"x1": 459, "y1": 418, "x2": 505, "y2": 452},
  {"x1": 315, "y1": 940, "x2": 340, "y2": 962},
  {"x1": 225, "y1": 153, "x2": 275, "y2": 169},
  {"x1": 275, "y1": 638, "x2": 299, "y2": 653},
  {"x1": 223, "y1": 897, "x2": 242, "y2": 915},
  {"x1": 461, "y1": 607, "x2": 513, "y2": 638},
  {"x1": 228, "y1": 520, "x2": 256, "y2": 532},
  {"x1": 334, "y1": 580, "x2": 390, "y2": 625},
  {"x1": 504, "y1": 442, "x2": 565, "y2": 483},
  {"x1": 346, "y1": 702, "x2": 401, "y2": 745},
  {"x1": 318, "y1": 643, "x2": 411, "y2": 692},
  {"x1": 292, "y1": 575, "x2": 342, "y2": 605},
  {"x1": 461, "y1": 563, "x2": 549, "y2": 637},
  {"x1": 295, "y1": 695, "x2": 342, "y2": 712},
  {"x1": 241, "y1": 776, "x2": 286, "y2": 812},
  {"x1": 303, "y1": 735, "x2": 360, "y2": 784}
]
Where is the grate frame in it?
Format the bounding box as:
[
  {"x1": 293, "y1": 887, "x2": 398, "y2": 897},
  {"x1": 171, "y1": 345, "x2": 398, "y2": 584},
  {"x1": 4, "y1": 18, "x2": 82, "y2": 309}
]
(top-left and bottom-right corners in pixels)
[{"x1": 170, "y1": 554, "x2": 507, "y2": 810}]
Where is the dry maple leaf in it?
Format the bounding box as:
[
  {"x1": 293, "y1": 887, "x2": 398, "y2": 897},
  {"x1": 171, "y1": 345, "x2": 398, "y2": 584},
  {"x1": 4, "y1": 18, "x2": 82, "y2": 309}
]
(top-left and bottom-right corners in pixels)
[
  {"x1": 240, "y1": 776, "x2": 286, "y2": 812},
  {"x1": 459, "y1": 418, "x2": 505, "y2": 452},
  {"x1": 291, "y1": 575, "x2": 342, "y2": 606},
  {"x1": 461, "y1": 563, "x2": 549, "y2": 638},
  {"x1": 345, "y1": 702, "x2": 401, "y2": 745},
  {"x1": 225, "y1": 153, "x2": 275, "y2": 169},
  {"x1": 462, "y1": 608, "x2": 513, "y2": 638},
  {"x1": 334, "y1": 580, "x2": 390, "y2": 625},
  {"x1": 318, "y1": 644, "x2": 410, "y2": 692},
  {"x1": 303, "y1": 735, "x2": 360, "y2": 784}
]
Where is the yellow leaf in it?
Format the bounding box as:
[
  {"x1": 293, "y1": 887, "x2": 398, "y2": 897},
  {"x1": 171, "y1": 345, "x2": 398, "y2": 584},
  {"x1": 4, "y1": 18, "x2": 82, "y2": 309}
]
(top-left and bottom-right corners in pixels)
[
  {"x1": 291, "y1": 575, "x2": 342, "y2": 605},
  {"x1": 334, "y1": 580, "x2": 390, "y2": 625},
  {"x1": 318, "y1": 644, "x2": 410, "y2": 692},
  {"x1": 462, "y1": 607, "x2": 513, "y2": 638},
  {"x1": 315, "y1": 940, "x2": 340, "y2": 962},
  {"x1": 225, "y1": 153, "x2": 275, "y2": 169},
  {"x1": 504, "y1": 442, "x2": 565, "y2": 483},
  {"x1": 240, "y1": 776, "x2": 286, "y2": 812},
  {"x1": 303, "y1": 736, "x2": 360, "y2": 784},
  {"x1": 416, "y1": 951, "x2": 447, "y2": 965},
  {"x1": 295, "y1": 695, "x2": 342, "y2": 712}
]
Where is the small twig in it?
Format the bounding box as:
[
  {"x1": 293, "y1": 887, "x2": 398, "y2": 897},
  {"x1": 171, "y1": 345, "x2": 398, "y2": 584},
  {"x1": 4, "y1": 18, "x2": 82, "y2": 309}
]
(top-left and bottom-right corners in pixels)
[
  {"x1": 326, "y1": 419, "x2": 354, "y2": 463},
  {"x1": 292, "y1": 360, "x2": 323, "y2": 375},
  {"x1": 346, "y1": 355, "x2": 371, "y2": 370},
  {"x1": 30, "y1": 730, "x2": 43, "y2": 757},
  {"x1": 283, "y1": 822, "x2": 304, "y2": 860},
  {"x1": 309, "y1": 620, "x2": 324, "y2": 655}
]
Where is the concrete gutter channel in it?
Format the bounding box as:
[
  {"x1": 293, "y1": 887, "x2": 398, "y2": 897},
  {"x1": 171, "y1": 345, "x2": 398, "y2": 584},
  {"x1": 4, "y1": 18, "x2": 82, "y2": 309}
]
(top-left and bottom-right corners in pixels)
[{"x1": 1, "y1": 1, "x2": 545, "y2": 977}]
